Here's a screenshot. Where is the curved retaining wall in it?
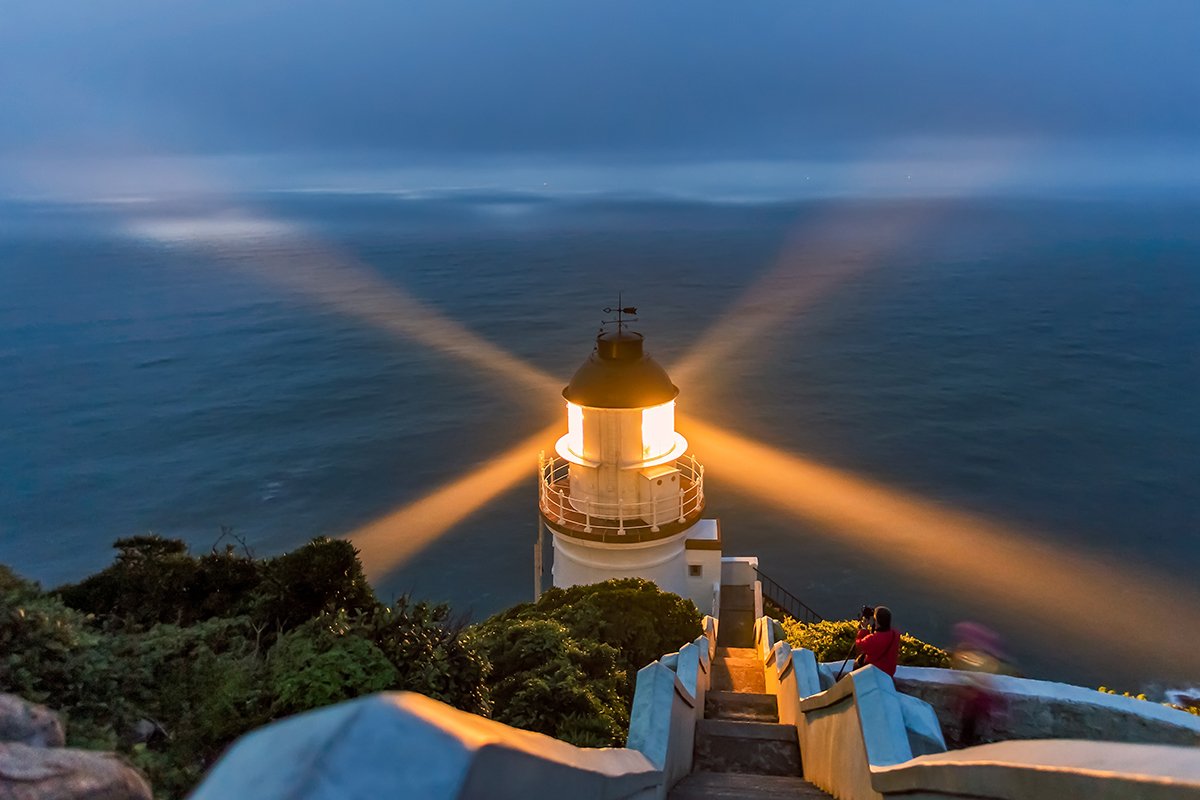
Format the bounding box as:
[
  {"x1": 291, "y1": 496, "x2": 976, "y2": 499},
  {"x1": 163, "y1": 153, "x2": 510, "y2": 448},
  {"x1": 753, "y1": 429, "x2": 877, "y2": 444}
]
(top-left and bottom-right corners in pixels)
[
  {"x1": 893, "y1": 666, "x2": 1200, "y2": 747},
  {"x1": 758, "y1": 616, "x2": 1200, "y2": 800}
]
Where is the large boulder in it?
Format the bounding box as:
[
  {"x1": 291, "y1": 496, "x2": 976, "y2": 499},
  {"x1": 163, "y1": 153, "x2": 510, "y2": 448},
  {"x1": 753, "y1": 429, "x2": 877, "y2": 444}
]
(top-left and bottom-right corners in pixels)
[
  {"x1": 0, "y1": 743, "x2": 151, "y2": 800},
  {"x1": 0, "y1": 698, "x2": 64, "y2": 749}
]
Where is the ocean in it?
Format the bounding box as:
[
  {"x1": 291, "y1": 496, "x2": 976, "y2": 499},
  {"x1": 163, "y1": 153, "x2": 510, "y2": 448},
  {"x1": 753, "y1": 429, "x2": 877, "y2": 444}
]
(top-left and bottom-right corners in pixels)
[{"x1": 1, "y1": 190, "x2": 1197, "y2": 689}]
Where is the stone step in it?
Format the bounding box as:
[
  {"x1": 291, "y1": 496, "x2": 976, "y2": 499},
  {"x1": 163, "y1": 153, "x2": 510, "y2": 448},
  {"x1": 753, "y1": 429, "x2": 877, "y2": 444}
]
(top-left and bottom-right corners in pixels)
[
  {"x1": 693, "y1": 719, "x2": 802, "y2": 776},
  {"x1": 711, "y1": 650, "x2": 765, "y2": 693},
  {"x1": 717, "y1": 585, "x2": 756, "y2": 647},
  {"x1": 714, "y1": 647, "x2": 757, "y2": 660},
  {"x1": 705, "y1": 691, "x2": 778, "y2": 723},
  {"x1": 669, "y1": 772, "x2": 830, "y2": 800}
]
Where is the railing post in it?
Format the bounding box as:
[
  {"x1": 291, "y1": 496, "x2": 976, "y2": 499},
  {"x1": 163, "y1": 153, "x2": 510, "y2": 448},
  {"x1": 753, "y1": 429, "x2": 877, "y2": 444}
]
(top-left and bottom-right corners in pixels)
[
  {"x1": 557, "y1": 489, "x2": 567, "y2": 524},
  {"x1": 617, "y1": 497, "x2": 625, "y2": 535}
]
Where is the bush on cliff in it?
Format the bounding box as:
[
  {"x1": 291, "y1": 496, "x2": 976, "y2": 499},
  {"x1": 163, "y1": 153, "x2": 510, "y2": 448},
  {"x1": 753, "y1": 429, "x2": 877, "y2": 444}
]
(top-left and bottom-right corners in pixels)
[
  {"x1": 4, "y1": 554, "x2": 704, "y2": 795},
  {"x1": 0, "y1": 566, "x2": 129, "y2": 748},
  {"x1": 481, "y1": 578, "x2": 703, "y2": 693},
  {"x1": 57, "y1": 535, "x2": 378, "y2": 635},
  {"x1": 2, "y1": 540, "x2": 493, "y2": 800},
  {"x1": 269, "y1": 617, "x2": 398, "y2": 715},
  {"x1": 353, "y1": 599, "x2": 490, "y2": 716},
  {"x1": 57, "y1": 536, "x2": 263, "y2": 628},
  {"x1": 253, "y1": 537, "x2": 378, "y2": 632},
  {"x1": 779, "y1": 617, "x2": 951, "y2": 668},
  {"x1": 472, "y1": 578, "x2": 703, "y2": 747},
  {"x1": 473, "y1": 617, "x2": 627, "y2": 746}
]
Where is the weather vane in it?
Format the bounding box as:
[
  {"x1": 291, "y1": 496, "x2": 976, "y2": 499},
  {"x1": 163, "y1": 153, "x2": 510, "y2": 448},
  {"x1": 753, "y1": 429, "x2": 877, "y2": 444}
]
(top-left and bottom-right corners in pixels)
[{"x1": 600, "y1": 292, "x2": 638, "y2": 333}]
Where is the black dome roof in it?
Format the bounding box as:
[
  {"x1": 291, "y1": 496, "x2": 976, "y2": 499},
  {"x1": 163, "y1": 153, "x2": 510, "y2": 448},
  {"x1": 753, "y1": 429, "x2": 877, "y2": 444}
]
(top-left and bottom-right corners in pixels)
[{"x1": 563, "y1": 330, "x2": 678, "y2": 409}]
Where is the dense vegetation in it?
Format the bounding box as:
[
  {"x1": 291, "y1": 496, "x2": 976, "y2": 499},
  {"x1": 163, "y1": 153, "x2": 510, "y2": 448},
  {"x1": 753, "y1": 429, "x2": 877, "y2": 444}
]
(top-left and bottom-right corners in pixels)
[
  {"x1": 779, "y1": 617, "x2": 952, "y2": 668},
  {"x1": 1, "y1": 537, "x2": 699, "y2": 798},
  {"x1": 473, "y1": 579, "x2": 702, "y2": 746}
]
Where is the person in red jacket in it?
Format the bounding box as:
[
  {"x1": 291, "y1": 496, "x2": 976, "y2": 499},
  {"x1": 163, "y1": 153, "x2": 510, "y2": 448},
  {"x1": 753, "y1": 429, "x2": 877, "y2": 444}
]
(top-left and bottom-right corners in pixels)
[{"x1": 855, "y1": 605, "x2": 901, "y2": 677}]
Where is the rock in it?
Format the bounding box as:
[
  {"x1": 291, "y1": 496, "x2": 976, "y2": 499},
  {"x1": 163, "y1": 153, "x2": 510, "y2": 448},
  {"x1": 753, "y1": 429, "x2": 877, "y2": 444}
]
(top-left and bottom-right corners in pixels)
[
  {"x1": 125, "y1": 721, "x2": 165, "y2": 748},
  {"x1": 0, "y1": 697, "x2": 64, "y2": 749},
  {"x1": 0, "y1": 743, "x2": 151, "y2": 800}
]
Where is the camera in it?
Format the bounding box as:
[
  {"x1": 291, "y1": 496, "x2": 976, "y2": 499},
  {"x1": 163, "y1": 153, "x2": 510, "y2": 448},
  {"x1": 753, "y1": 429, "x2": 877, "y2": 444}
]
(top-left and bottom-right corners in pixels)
[{"x1": 859, "y1": 605, "x2": 876, "y2": 632}]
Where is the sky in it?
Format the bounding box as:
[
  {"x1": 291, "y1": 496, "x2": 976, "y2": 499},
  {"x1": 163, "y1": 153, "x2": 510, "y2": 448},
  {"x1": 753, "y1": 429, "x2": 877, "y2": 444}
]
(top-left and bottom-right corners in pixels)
[{"x1": 2, "y1": 1, "x2": 1199, "y2": 196}]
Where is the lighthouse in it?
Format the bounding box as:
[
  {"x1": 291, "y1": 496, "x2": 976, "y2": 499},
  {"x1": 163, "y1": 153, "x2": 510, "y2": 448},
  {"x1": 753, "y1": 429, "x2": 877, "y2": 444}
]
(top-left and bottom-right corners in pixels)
[{"x1": 537, "y1": 312, "x2": 722, "y2": 613}]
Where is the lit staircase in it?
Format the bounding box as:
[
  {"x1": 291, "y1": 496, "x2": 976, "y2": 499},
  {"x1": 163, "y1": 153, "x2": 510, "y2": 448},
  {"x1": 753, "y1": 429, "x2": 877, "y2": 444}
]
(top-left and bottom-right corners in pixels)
[{"x1": 668, "y1": 585, "x2": 830, "y2": 799}]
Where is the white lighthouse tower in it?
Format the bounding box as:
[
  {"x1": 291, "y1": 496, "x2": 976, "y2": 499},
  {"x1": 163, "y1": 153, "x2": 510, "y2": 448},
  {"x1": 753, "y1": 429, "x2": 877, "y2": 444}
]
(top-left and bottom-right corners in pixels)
[{"x1": 537, "y1": 311, "x2": 722, "y2": 613}]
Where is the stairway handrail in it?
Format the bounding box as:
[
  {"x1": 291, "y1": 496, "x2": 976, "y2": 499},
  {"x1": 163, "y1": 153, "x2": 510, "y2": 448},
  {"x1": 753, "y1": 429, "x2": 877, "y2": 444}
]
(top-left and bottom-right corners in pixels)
[{"x1": 754, "y1": 567, "x2": 823, "y2": 624}]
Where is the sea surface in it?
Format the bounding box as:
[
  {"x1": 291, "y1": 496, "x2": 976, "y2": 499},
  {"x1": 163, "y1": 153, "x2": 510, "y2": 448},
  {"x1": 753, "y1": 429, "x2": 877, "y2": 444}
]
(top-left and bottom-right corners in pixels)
[{"x1": 1, "y1": 191, "x2": 1197, "y2": 689}]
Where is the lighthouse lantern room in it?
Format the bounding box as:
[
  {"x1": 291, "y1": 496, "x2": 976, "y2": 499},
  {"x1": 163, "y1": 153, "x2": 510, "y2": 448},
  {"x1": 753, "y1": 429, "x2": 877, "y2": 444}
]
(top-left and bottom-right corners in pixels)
[{"x1": 538, "y1": 313, "x2": 722, "y2": 613}]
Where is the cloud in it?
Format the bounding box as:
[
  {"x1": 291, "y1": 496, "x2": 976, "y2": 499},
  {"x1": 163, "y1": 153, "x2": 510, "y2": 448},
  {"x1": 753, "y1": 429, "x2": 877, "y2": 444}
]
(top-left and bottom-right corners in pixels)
[{"x1": 3, "y1": 0, "x2": 1198, "y2": 163}]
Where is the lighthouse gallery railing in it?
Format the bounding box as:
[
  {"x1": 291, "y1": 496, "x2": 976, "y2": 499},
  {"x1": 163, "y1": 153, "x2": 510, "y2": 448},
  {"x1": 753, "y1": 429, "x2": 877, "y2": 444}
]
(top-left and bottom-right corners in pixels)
[{"x1": 538, "y1": 452, "x2": 705, "y2": 541}]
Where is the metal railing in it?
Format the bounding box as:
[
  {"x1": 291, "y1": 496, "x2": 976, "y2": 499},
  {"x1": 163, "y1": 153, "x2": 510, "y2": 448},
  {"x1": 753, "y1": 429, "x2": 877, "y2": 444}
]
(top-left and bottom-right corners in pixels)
[
  {"x1": 538, "y1": 452, "x2": 705, "y2": 542},
  {"x1": 755, "y1": 567, "x2": 823, "y2": 624}
]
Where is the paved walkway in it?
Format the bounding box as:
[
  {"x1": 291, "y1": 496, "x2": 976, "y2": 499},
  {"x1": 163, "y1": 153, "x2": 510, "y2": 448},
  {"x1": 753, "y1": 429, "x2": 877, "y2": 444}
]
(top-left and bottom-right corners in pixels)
[{"x1": 668, "y1": 584, "x2": 830, "y2": 800}]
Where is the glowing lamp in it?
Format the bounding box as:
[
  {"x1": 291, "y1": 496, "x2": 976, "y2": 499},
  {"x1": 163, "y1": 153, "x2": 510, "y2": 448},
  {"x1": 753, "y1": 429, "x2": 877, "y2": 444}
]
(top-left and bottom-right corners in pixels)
[
  {"x1": 564, "y1": 401, "x2": 585, "y2": 459},
  {"x1": 641, "y1": 401, "x2": 675, "y2": 461},
  {"x1": 538, "y1": 318, "x2": 717, "y2": 615}
]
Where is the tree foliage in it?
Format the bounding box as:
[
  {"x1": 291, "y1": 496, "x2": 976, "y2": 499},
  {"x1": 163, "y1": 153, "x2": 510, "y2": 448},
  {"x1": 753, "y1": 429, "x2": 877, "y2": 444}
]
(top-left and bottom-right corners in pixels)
[
  {"x1": 779, "y1": 617, "x2": 951, "y2": 668},
  {"x1": 269, "y1": 617, "x2": 398, "y2": 715},
  {"x1": 253, "y1": 537, "x2": 378, "y2": 632},
  {"x1": 1, "y1": 539, "x2": 493, "y2": 799},
  {"x1": 352, "y1": 599, "x2": 490, "y2": 716},
  {"x1": 3, "y1": 554, "x2": 705, "y2": 796},
  {"x1": 473, "y1": 617, "x2": 626, "y2": 746},
  {"x1": 472, "y1": 578, "x2": 703, "y2": 747},
  {"x1": 57, "y1": 536, "x2": 262, "y2": 628}
]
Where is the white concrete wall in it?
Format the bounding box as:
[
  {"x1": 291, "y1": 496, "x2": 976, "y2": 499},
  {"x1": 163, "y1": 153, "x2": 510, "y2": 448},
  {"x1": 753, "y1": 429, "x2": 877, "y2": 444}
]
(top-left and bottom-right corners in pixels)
[
  {"x1": 683, "y1": 551, "x2": 721, "y2": 616},
  {"x1": 764, "y1": 612, "x2": 1200, "y2": 800},
  {"x1": 626, "y1": 662, "x2": 695, "y2": 797},
  {"x1": 191, "y1": 693, "x2": 661, "y2": 800},
  {"x1": 872, "y1": 739, "x2": 1200, "y2": 800},
  {"x1": 551, "y1": 529, "x2": 689, "y2": 597},
  {"x1": 719, "y1": 556, "x2": 758, "y2": 587},
  {"x1": 893, "y1": 666, "x2": 1200, "y2": 747},
  {"x1": 623, "y1": 619, "x2": 717, "y2": 799}
]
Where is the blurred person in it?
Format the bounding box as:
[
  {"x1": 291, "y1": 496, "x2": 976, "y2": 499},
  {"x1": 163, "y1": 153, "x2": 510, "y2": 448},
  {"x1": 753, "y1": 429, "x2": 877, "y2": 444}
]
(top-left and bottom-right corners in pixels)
[{"x1": 951, "y1": 621, "x2": 1009, "y2": 747}]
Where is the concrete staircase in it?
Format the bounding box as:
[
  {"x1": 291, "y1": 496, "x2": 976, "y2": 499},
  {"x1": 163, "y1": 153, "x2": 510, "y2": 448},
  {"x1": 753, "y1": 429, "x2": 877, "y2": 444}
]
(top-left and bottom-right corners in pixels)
[{"x1": 668, "y1": 585, "x2": 829, "y2": 800}]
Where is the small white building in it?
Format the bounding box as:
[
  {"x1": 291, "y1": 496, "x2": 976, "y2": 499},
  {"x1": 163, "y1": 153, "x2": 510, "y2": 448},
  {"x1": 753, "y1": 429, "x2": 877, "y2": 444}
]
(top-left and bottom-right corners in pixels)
[{"x1": 537, "y1": 323, "x2": 721, "y2": 613}]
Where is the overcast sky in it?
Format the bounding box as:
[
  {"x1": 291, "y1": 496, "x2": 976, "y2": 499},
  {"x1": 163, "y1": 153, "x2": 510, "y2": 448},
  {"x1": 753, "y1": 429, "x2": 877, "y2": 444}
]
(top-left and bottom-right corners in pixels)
[{"x1": 2, "y1": 1, "x2": 1199, "y2": 194}]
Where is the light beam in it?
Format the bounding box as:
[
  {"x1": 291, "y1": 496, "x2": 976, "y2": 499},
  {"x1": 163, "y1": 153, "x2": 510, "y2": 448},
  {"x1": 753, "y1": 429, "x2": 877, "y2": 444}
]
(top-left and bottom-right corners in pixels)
[
  {"x1": 671, "y1": 155, "x2": 1023, "y2": 391},
  {"x1": 681, "y1": 414, "x2": 1200, "y2": 679},
  {"x1": 347, "y1": 423, "x2": 561, "y2": 581},
  {"x1": 129, "y1": 209, "x2": 560, "y2": 396}
]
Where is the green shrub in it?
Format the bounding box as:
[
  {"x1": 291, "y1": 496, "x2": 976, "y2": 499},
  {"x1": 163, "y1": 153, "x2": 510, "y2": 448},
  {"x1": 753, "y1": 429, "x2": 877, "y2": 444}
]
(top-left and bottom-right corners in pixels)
[
  {"x1": 472, "y1": 578, "x2": 702, "y2": 746},
  {"x1": 57, "y1": 536, "x2": 263, "y2": 628},
  {"x1": 493, "y1": 578, "x2": 702, "y2": 693},
  {"x1": 114, "y1": 619, "x2": 270, "y2": 798},
  {"x1": 779, "y1": 617, "x2": 951, "y2": 668},
  {"x1": 268, "y1": 618, "x2": 398, "y2": 716},
  {"x1": 253, "y1": 537, "x2": 379, "y2": 632},
  {"x1": 473, "y1": 617, "x2": 627, "y2": 746},
  {"x1": 0, "y1": 568, "x2": 128, "y2": 746},
  {"x1": 351, "y1": 599, "x2": 490, "y2": 716}
]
